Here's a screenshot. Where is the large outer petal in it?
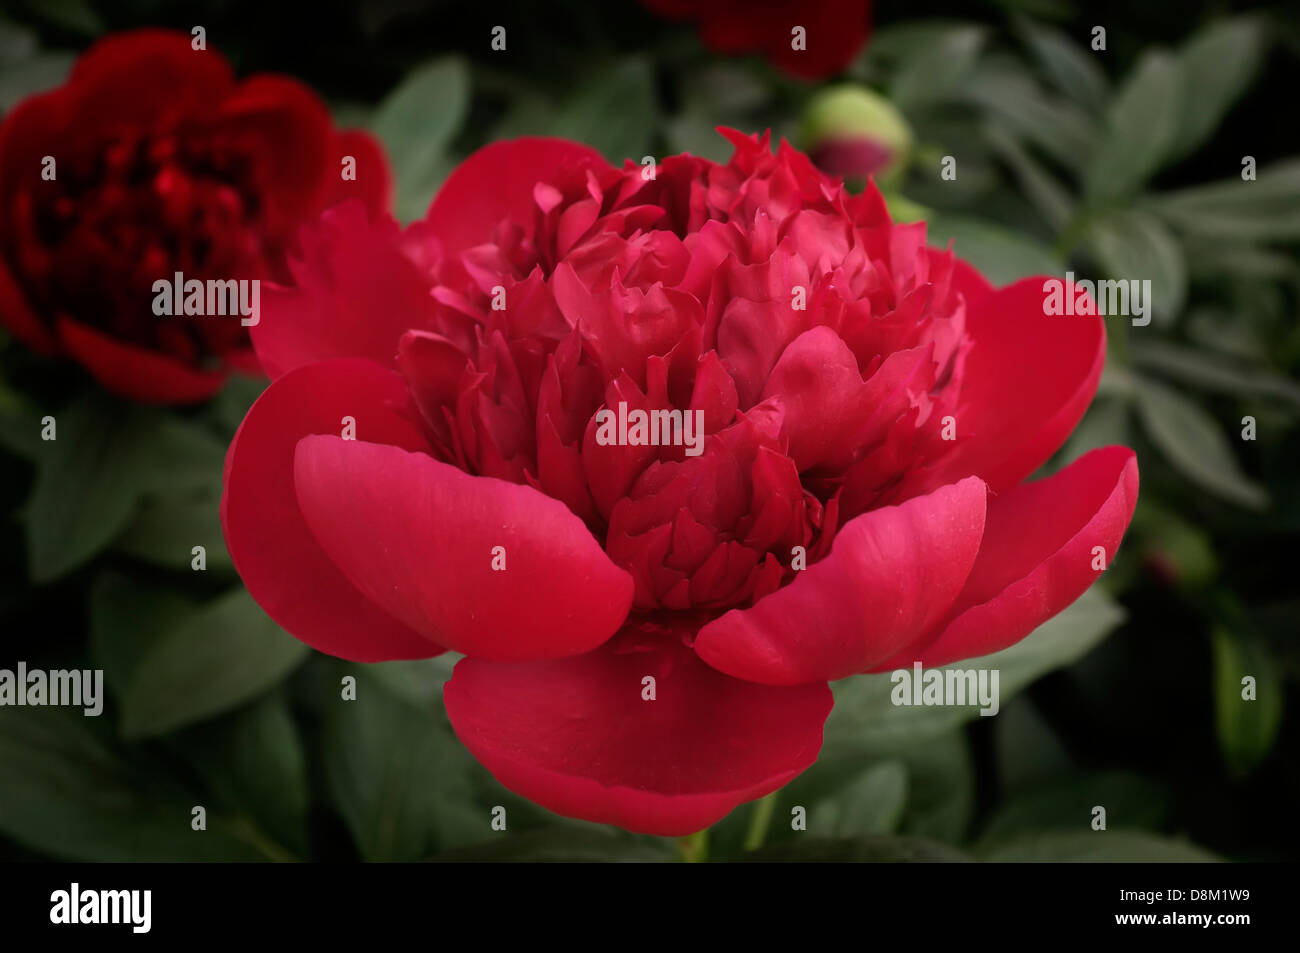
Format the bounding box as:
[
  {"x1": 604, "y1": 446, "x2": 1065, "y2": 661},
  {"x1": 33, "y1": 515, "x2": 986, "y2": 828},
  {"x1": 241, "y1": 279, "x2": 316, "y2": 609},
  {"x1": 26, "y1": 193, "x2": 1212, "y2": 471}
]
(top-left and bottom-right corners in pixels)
[
  {"x1": 221, "y1": 358, "x2": 441, "y2": 661},
  {"x1": 425, "y1": 137, "x2": 613, "y2": 255},
  {"x1": 443, "y1": 626, "x2": 833, "y2": 836},
  {"x1": 56, "y1": 317, "x2": 228, "y2": 405},
  {"x1": 694, "y1": 476, "x2": 987, "y2": 685},
  {"x1": 921, "y1": 273, "x2": 1106, "y2": 495},
  {"x1": 292, "y1": 436, "x2": 634, "y2": 661},
  {"x1": 886, "y1": 446, "x2": 1139, "y2": 669}
]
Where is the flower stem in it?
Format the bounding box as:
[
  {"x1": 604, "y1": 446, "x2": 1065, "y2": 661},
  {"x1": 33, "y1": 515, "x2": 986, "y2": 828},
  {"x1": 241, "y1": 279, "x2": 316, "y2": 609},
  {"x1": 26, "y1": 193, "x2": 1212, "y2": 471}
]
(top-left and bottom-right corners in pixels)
[
  {"x1": 742, "y1": 792, "x2": 779, "y2": 852},
  {"x1": 678, "y1": 829, "x2": 710, "y2": 863}
]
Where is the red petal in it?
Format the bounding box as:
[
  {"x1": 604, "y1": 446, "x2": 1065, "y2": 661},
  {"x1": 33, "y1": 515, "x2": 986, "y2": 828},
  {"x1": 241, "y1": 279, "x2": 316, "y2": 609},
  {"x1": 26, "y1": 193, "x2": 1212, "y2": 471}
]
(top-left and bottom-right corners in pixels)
[
  {"x1": 220, "y1": 358, "x2": 441, "y2": 661},
  {"x1": 898, "y1": 446, "x2": 1139, "y2": 668},
  {"x1": 251, "y1": 201, "x2": 436, "y2": 379},
  {"x1": 425, "y1": 138, "x2": 613, "y2": 256},
  {"x1": 292, "y1": 436, "x2": 634, "y2": 661},
  {"x1": 443, "y1": 625, "x2": 833, "y2": 835},
  {"x1": 213, "y1": 75, "x2": 334, "y2": 229},
  {"x1": 952, "y1": 255, "x2": 994, "y2": 305},
  {"x1": 694, "y1": 476, "x2": 987, "y2": 685},
  {"x1": 0, "y1": 87, "x2": 73, "y2": 249},
  {"x1": 763, "y1": 0, "x2": 870, "y2": 81},
  {"x1": 56, "y1": 317, "x2": 227, "y2": 405},
  {"x1": 762, "y1": 327, "x2": 871, "y2": 470},
  {"x1": 65, "y1": 29, "x2": 233, "y2": 123},
  {"x1": 927, "y1": 275, "x2": 1106, "y2": 494},
  {"x1": 324, "y1": 129, "x2": 393, "y2": 217}
]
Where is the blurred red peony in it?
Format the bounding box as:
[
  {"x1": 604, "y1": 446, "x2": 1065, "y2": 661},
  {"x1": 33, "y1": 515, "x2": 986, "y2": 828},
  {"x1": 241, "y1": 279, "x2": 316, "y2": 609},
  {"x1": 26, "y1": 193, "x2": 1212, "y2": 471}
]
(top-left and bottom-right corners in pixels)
[
  {"x1": 222, "y1": 130, "x2": 1138, "y2": 835},
  {"x1": 642, "y1": 0, "x2": 871, "y2": 80},
  {"x1": 0, "y1": 29, "x2": 390, "y2": 404}
]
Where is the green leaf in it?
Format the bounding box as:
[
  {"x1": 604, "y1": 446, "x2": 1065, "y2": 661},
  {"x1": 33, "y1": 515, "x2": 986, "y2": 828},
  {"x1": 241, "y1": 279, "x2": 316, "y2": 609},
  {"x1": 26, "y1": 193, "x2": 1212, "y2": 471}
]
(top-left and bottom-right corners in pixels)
[
  {"x1": 985, "y1": 123, "x2": 1075, "y2": 231},
  {"x1": 890, "y1": 26, "x2": 986, "y2": 109},
  {"x1": 1084, "y1": 52, "x2": 1183, "y2": 202},
  {"x1": 552, "y1": 57, "x2": 658, "y2": 164},
  {"x1": 0, "y1": 51, "x2": 73, "y2": 113},
  {"x1": 371, "y1": 56, "x2": 470, "y2": 223},
  {"x1": 963, "y1": 62, "x2": 1099, "y2": 174},
  {"x1": 366, "y1": 654, "x2": 458, "y2": 706},
  {"x1": 1170, "y1": 18, "x2": 1266, "y2": 162},
  {"x1": 1015, "y1": 19, "x2": 1109, "y2": 109},
  {"x1": 0, "y1": 397, "x2": 43, "y2": 459},
  {"x1": 120, "y1": 587, "x2": 309, "y2": 739},
  {"x1": 88, "y1": 572, "x2": 197, "y2": 697},
  {"x1": 896, "y1": 730, "x2": 977, "y2": 843},
  {"x1": 1145, "y1": 159, "x2": 1300, "y2": 241},
  {"x1": 665, "y1": 114, "x2": 735, "y2": 164},
  {"x1": 868, "y1": 21, "x2": 984, "y2": 61},
  {"x1": 993, "y1": 698, "x2": 1073, "y2": 791},
  {"x1": 787, "y1": 726, "x2": 974, "y2": 845},
  {"x1": 810, "y1": 761, "x2": 909, "y2": 836},
  {"x1": 979, "y1": 773, "x2": 1171, "y2": 845},
  {"x1": 22, "y1": 397, "x2": 148, "y2": 581},
  {"x1": 1087, "y1": 209, "x2": 1187, "y2": 321},
  {"x1": 1185, "y1": 306, "x2": 1269, "y2": 363},
  {"x1": 0, "y1": 707, "x2": 269, "y2": 861},
  {"x1": 206, "y1": 373, "x2": 264, "y2": 437},
  {"x1": 926, "y1": 214, "x2": 1060, "y2": 286},
  {"x1": 981, "y1": 830, "x2": 1220, "y2": 862},
  {"x1": 171, "y1": 695, "x2": 309, "y2": 856},
  {"x1": 1061, "y1": 399, "x2": 1132, "y2": 467},
  {"x1": 0, "y1": 16, "x2": 37, "y2": 67},
  {"x1": 745, "y1": 834, "x2": 973, "y2": 863},
  {"x1": 824, "y1": 587, "x2": 1125, "y2": 749},
  {"x1": 21, "y1": 397, "x2": 230, "y2": 581},
  {"x1": 489, "y1": 90, "x2": 556, "y2": 141},
  {"x1": 1212, "y1": 626, "x2": 1283, "y2": 776},
  {"x1": 133, "y1": 415, "x2": 228, "y2": 494},
  {"x1": 681, "y1": 63, "x2": 770, "y2": 117},
  {"x1": 1096, "y1": 363, "x2": 1139, "y2": 401},
  {"x1": 1135, "y1": 377, "x2": 1269, "y2": 509},
  {"x1": 1132, "y1": 340, "x2": 1300, "y2": 408},
  {"x1": 1183, "y1": 240, "x2": 1295, "y2": 281},
  {"x1": 323, "y1": 670, "x2": 480, "y2": 861},
  {"x1": 114, "y1": 489, "x2": 232, "y2": 571}
]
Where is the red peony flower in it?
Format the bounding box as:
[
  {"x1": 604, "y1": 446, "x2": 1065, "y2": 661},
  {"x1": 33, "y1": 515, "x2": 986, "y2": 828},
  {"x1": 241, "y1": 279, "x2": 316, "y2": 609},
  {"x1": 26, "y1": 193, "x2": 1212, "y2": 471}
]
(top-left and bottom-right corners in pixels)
[
  {"x1": 643, "y1": 0, "x2": 871, "y2": 81},
  {"x1": 221, "y1": 130, "x2": 1138, "y2": 836},
  {"x1": 0, "y1": 29, "x2": 390, "y2": 404}
]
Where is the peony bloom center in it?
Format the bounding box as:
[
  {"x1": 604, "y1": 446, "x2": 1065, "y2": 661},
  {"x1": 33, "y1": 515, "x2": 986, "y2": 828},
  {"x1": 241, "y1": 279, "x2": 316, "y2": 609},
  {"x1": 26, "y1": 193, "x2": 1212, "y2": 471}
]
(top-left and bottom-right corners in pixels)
[
  {"x1": 17, "y1": 126, "x2": 276, "y2": 368},
  {"x1": 392, "y1": 131, "x2": 968, "y2": 614}
]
